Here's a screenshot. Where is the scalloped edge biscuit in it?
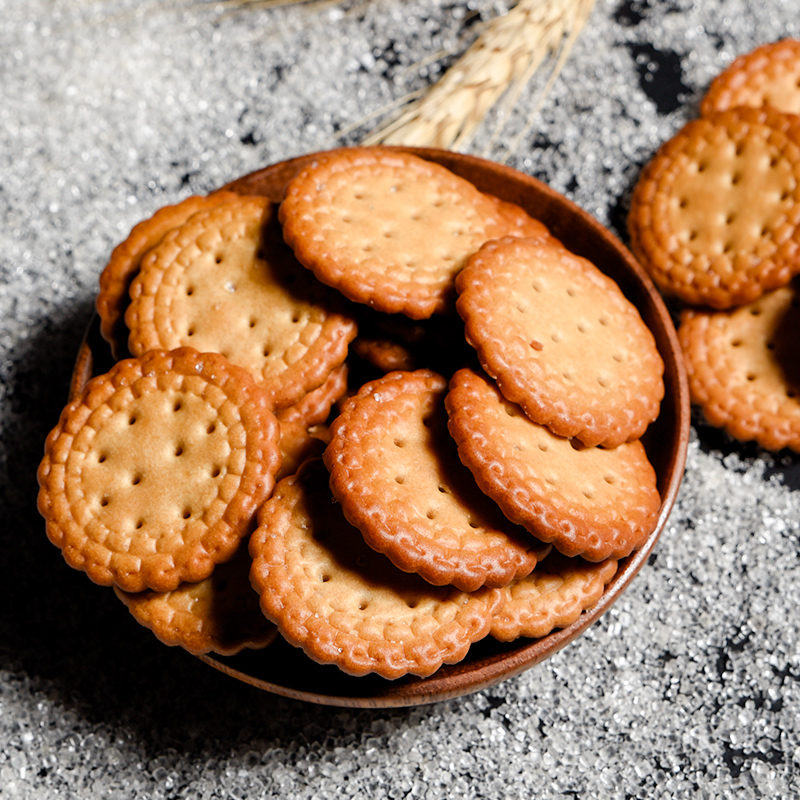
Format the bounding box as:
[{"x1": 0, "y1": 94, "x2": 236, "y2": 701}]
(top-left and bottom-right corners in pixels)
[
  {"x1": 701, "y1": 39, "x2": 800, "y2": 117},
  {"x1": 125, "y1": 194, "x2": 358, "y2": 410},
  {"x1": 324, "y1": 369, "x2": 549, "y2": 591},
  {"x1": 678, "y1": 282, "x2": 800, "y2": 451},
  {"x1": 114, "y1": 539, "x2": 279, "y2": 656},
  {"x1": 249, "y1": 459, "x2": 501, "y2": 679},
  {"x1": 275, "y1": 363, "x2": 348, "y2": 427},
  {"x1": 97, "y1": 192, "x2": 238, "y2": 359},
  {"x1": 37, "y1": 347, "x2": 282, "y2": 592},
  {"x1": 491, "y1": 552, "x2": 618, "y2": 642},
  {"x1": 445, "y1": 367, "x2": 661, "y2": 562},
  {"x1": 278, "y1": 147, "x2": 510, "y2": 319},
  {"x1": 628, "y1": 106, "x2": 800, "y2": 308},
  {"x1": 455, "y1": 235, "x2": 663, "y2": 448}
]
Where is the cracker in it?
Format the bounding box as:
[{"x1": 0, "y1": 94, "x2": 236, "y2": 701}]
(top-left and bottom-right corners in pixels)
[
  {"x1": 324, "y1": 370, "x2": 549, "y2": 591},
  {"x1": 628, "y1": 106, "x2": 800, "y2": 309},
  {"x1": 351, "y1": 335, "x2": 418, "y2": 373},
  {"x1": 275, "y1": 363, "x2": 348, "y2": 427},
  {"x1": 97, "y1": 192, "x2": 237, "y2": 359},
  {"x1": 701, "y1": 39, "x2": 800, "y2": 117},
  {"x1": 491, "y1": 552, "x2": 618, "y2": 642},
  {"x1": 445, "y1": 368, "x2": 661, "y2": 562},
  {"x1": 125, "y1": 194, "x2": 357, "y2": 409},
  {"x1": 114, "y1": 539, "x2": 278, "y2": 656},
  {"x1": 455, "y1": 235, "x2": 664, "y2": 448},
  {"x1": 37, "y1": 348, "x2": 281, "y2": 592},
  {"x1": 249, "y1": 459, "x2": 501, "y2": 679},
  {"x1": 678, "y1": 282, "x2": 800, "y2": 451},
  {"x1": 488, "y1": 194, "x2": 552, "y2": 241},
  {"x1": 278, "y1": 147, "x2": 511, "y2": 319},
  {"x1": 276, "y1": 419, "x2": 329, "y2": 481}
]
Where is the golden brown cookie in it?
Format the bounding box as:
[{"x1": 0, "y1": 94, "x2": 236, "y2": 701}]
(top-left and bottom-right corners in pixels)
[
  {"x1": 489, "y1": 194, "x2": 552, "y2": 241},
  {"x1": 701, "y1": 39, "x2": 800, "y2": 117},
  {"x1": 629, "y1": 106, "x2": 800, "y2": 309},
  {"x1": 249, "y1": 459, "x2": 501, "y2": 679},
  {"x1": 114, "y1": 540, "x2": 278, "y2": 656},
  {"x1": 678, "y1": 282, "x2": 800, "y2": 451},
  {"x1": 278, "y1": 147, "x2": 511, "y2": 319},
  {"x1": 275, "y1": 363, "x2": 348, "y2": 427},
  {"x1": 324, "y1": 370, "x2": 549, "y2": 591},
  {"x1": 445, "y1": 368, "x2": 661, "y2": 562},
  {"x1": 351, "y1": 335, "x2": 418, "y2": 373},
  {"x1": 97, "y1": 192, "x2": 238, "y2": 360},
  {"x1": 455, "y1": 236, "x2": 664, "y2": 448},
  {"x1": 491, "y1": 552, "x2": 618, "y2": 641},
  {"x1": 37, "y1": 348, "x2": 281, "y2": 592},
  {"x1": 276, "y1": 419, "x2": 329, "y2": 481},
  {"x1": 125, "y1": 194, "x2": 357, "y2": 409}
]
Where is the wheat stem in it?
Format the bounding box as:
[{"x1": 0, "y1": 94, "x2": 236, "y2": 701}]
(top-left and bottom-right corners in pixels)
[{"x1": 363, "y1": 0, "x2": 596, "y2": 151}]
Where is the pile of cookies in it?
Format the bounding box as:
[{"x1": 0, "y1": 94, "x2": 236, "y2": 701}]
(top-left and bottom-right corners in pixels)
[
  {"x1": 629, "y1": 38, "x2": 800, "y2": 453},
  {"x1": 38, "y1": 147, "x2": 665, "y2": 680}
]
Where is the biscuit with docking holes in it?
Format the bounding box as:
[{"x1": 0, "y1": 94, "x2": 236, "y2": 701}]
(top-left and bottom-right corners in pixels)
[
  {"x1": 114, "y1": 539, "x2": 278, "y2": 656},
  {"x1": 455, "y1": 235, "x2": 663, "y2": 448},
  {"x1": 125, "y1": 194, "x2": 357, "y2": 410},
  {"x1": 628, "y1": 106, "x2": 800, "y2": 309},
  {"x1": 491, "y1": 552, "x2": 618, "y2": 642},
  {"x1": 278, "y1": 147, "x2": 515, "y2": 319},
  {"x1": 324, "y1": 369, "x2": 550, "y2": 592},
  {"x1": 445, "y1": 368, "x2": 661, "y2": 562},
  {"x1": 37, "y1": 348, "x2": 281, "y2": 592},
  {"x1": 678, "y1": 281, "x2": 800, "y2": 451},
  {"x1": 249, "y1": 459, "x2": 501, "y2": 679},
  {"x1": 97, "y1": 192, "x2": 237, "y2": 359},
  {"x1": 701, "y1": 39, "x2": 800, "y2": 117}
]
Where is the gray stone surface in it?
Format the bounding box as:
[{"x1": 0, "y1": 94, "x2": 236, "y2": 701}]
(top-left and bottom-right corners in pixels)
[{"x1": 2, "y1": 0, "x2": 799, "y2": 797}]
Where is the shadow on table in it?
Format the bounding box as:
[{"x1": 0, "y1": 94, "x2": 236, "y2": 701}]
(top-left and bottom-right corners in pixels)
[{"x1": 694, "y1": 417, "x2": 800, "y2": 491}]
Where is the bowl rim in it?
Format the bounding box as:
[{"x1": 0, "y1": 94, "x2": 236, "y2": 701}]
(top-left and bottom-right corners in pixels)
[{"x1": 74, "y1": 145, "x2": 690, "y2": 708}]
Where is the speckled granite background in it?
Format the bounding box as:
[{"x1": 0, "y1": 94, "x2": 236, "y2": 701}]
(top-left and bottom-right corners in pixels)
[{"x1": 2, "y1": 0, "x2": 799, "y2": 797}]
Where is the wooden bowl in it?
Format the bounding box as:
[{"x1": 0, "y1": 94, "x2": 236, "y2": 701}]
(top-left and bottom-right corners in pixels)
[{"x1": 73, "y1": 147, "x2": 690, "y2": 708}]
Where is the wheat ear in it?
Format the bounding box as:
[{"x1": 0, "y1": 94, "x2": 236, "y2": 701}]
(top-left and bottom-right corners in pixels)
[{"x1": 363, "y1": 0, "x2": 596, "y2": 151}]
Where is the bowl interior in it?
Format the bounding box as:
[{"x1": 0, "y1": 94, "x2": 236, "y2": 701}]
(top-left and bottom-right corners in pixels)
[{"x1": 75, "y1": 147, "x2": 690, "y2": 708}]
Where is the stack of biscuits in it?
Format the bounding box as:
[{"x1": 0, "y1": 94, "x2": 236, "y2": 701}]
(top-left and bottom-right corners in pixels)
[
  {"x1": 629, "y1": 38, "x2": 800, "y2": 454},
  {"x1": 38, "y1": 147, "x2": 665, "y2": 680}
]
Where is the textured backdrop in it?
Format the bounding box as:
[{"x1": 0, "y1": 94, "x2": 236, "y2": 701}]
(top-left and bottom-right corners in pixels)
[{"x1": 2, "y1": 0, "x2": 799, "y2": 797}]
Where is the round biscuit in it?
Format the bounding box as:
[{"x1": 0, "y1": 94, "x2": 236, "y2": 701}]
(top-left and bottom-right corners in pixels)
[
  {"x1": 114, "y1": 540, "x2": 278, "y2": 656},
  {"x1": 37, "y1": 348, "x2": 281, "y2": 592},
  {"x1": 678, "y1": 282, "x2": 800, "y2": 452},
  {"x1": 701, "y1": 39, "x2": 800, "y2": 117},
  {"x1": 97, "y1": 192, "x2": 238, "y2": 359},
  {"x1": 445, "y1": 368, "x2": 661, "y2": 562},
  {"x1": 491, "y1": 553, "x2": 618, "y2": 642},
  {"x1": 275, "y1": 363, "x2": 348, "y2": 427},
  {"x1": 249, "y1": 459, "x2": 501, "y2": 679},
  {"x1": 455, "y1": 235, "x2": 664, "y2": 448},
  {"x1": 488, "y1": 194, "x2": 553, "y2": 241},
  {"x1": 278, "y1": 147, "x2": 510, "y2": 319},
  {"x1": 125, "y1": 194, "x2": 357, "y2": 409},
  {"x1": 628, "y1": 106, "x2": 800, "y2": 308},
  {"x1": 324, "y1": 370, "x2": 549, "y2": 592}
]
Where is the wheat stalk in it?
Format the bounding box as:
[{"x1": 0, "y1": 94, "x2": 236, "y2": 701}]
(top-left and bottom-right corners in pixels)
[{"x1": 363, "y1": 0, "x2": 596, "y2": 153}]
